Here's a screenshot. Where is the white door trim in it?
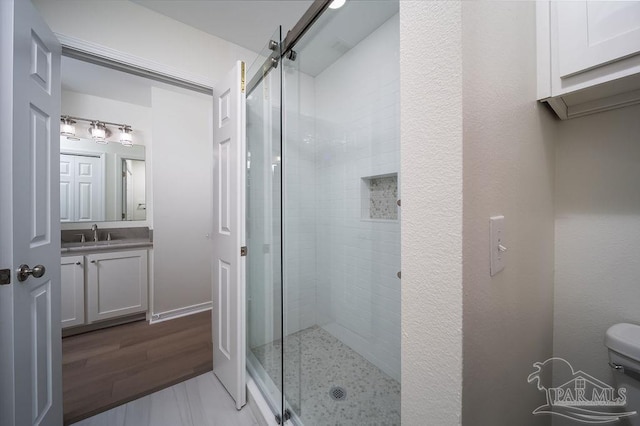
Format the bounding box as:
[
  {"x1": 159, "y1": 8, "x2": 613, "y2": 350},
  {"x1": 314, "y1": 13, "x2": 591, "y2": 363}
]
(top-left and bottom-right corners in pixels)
[{"x1": 56, "y1": 33, "x2": 213, "y2": 93}]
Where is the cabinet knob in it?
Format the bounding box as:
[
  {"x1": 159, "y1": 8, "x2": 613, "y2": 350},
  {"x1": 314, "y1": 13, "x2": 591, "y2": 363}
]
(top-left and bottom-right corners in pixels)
[
  {"x1": 75, "y1": 262, "x2": 81, "y2": 266},
  {"x1": 90, "y1": 260, "x2": 96, "y2": 264}
]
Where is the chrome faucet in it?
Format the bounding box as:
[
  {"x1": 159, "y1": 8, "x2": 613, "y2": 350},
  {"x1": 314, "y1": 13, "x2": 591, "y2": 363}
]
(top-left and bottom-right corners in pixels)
[{"x1": 91, "y1": 224, "x2": 99, "y2": 242}]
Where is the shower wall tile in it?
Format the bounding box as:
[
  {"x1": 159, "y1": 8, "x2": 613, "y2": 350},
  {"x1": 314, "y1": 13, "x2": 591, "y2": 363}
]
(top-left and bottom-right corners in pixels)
[
  {"x1": 284, "y1": 74, "x2": 318, "y2": 336},
  {"x1": 312, "y1": 15, "x2": 401, "y2": 381}
]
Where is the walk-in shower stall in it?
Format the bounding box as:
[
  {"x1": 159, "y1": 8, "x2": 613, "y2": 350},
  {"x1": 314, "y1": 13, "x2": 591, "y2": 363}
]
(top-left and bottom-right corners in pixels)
[{"x1": 245, "y1": 1, "x2": 400, "y2": 423}]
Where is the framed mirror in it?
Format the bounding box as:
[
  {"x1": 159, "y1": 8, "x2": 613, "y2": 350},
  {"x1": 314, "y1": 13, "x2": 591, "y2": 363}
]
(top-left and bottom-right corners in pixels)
[{"x1": 60, "y1": 137, "x2": 146, "y2": 223}]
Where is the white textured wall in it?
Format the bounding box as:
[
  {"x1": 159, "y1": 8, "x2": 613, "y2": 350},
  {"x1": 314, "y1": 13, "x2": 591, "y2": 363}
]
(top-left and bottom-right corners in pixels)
[
  {"x1": 150, "y1": 87, "x2": 213, "y2": 315},
  {"x1": 400, "y1": 2, "x2": 463, "y2": 423},
  {"x1": 461, "y1": 2, "x2": 557, "y2": 425},
  {"x1": 313, "y1": 15, "x2": 401, "y2": 381},
  {"x1": 33, "y1": 0, "x2": 255, "y2": 85},
  {"x1": 554, "y1": 103, "x2": 640, "y2": 419}
]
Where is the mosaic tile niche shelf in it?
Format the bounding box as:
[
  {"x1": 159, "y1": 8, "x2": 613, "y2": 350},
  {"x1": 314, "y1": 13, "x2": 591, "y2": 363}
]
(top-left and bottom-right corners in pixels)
[{"x1": 361, "y1": 173, "x2": 398, "y2": 220}]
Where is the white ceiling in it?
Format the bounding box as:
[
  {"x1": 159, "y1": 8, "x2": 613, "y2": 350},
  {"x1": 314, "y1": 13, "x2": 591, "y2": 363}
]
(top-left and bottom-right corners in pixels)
[
  {"x1": 132, "y1": 0, "x2": 399, "y2": 76},
  {"x1": 131, "y1": 0, "x2": 313, "y2": 54},
  {"x1": 291, "y1": 0, "x2": 398, "y2": 75},
  {"x1": 61, "y1": 1, "x2": 399, "y2": 102}
]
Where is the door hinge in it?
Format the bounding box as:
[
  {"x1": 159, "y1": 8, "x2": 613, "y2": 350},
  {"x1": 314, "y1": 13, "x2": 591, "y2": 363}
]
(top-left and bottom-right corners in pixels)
[
  {"x1": 240, "y1": 246, "x2": 247, "y2": 256},
  {"x1": 240, "y1": 61, "x2": 246, "y2": 93},
  {"x1": 0, "y1": 269, "x2": 11, "y2": 285}
]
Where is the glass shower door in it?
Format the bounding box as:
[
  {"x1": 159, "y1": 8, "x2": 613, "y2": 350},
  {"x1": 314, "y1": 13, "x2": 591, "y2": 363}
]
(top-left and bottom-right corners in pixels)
[
  {"x1": 245, "y1": 26, "x2": 284, "y2": 422},
  {"x1": 281, "y1": 2, "x2": 401, "y2": 424}
]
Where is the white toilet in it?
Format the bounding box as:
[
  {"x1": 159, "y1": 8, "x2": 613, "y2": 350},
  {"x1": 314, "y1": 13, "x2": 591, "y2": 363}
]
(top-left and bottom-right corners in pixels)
[{"x1": 605, "y1": 323, "x2": 640, "y2": 424}]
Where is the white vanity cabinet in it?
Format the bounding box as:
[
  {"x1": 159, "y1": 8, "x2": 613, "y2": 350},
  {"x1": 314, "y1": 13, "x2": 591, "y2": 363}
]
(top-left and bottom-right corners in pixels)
[
  {"x1": 61, "y1": 255, "x2": 85, "y2": 328},
  {"x1": 538, "y1": 1, "x2": 640, "y2": 119},
  {"x1": 86, "y1": 249, "x2": 148, "y2": 323}
]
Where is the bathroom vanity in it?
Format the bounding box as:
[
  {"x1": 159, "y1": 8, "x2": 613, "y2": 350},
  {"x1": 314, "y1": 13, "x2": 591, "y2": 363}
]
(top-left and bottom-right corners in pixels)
[{"x1": 60, "y1": 227, "x2": 152, "y2": 334}]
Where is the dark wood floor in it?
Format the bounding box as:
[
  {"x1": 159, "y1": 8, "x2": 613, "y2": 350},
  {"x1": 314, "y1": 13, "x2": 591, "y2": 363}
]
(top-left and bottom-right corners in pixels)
[{"x1": 62, "y1": 311, "x2": 212, "y2": 425}]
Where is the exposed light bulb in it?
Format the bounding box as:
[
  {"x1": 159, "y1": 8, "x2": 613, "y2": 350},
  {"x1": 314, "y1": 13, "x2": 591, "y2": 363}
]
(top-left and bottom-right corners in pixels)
[
  {"x1": 329, "y1": 0, "x2": 346, "y2": 9},
  {"x1": 119, "y1": 125, "x2": 133, "y2": 147}
]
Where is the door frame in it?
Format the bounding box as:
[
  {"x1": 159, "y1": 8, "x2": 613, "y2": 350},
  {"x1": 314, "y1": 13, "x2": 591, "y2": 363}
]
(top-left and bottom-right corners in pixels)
[{"x1": 57, "y1": 34, "x2": 213, "y2": 94}]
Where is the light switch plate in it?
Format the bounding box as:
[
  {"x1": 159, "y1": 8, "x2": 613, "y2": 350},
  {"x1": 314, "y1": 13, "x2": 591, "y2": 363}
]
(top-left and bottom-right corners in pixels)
[{"x1": 490, "y1": 216, "x2": 505, "y2": 276}]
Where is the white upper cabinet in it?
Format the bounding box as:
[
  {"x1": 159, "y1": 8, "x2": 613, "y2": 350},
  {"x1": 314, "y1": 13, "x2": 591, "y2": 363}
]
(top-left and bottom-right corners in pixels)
[{"x1": 538, "y1": 1, "x2": 640, "y2": 119}]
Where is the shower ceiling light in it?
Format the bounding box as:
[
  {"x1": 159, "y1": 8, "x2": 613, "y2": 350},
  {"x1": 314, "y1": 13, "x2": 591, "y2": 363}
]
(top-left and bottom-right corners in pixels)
[
  {"x1": 119, "y1": 125, "x2": 133, "y2": 147},
  {"x1": 329, "y1": 0, "x2": 346, "y2": 9},
  {"x1": 90, "y1": 121, "x2": 107, "y2": 144}
]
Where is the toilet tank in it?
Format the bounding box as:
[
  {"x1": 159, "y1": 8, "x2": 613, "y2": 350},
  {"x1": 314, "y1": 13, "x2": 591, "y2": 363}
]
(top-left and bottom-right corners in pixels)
[{"x1": 606, "y1": 323, "x2": 640, "y2": 375}]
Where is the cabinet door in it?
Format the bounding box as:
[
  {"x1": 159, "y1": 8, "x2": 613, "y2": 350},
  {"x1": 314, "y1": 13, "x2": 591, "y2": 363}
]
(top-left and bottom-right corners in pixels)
[
  {"x1": 86, "y1": 250, "x2": 148, "y2": 323},
  {"x1": 61, "y1": 255, "x2": 85, "y2": 328},
  {"x1": 556, "y1": 1, "x2": 640, "y2": 78}
]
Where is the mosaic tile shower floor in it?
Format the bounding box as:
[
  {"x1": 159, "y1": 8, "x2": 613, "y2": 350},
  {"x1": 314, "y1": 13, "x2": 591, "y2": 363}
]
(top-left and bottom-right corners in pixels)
[{"x1": 251, "y1": 326, "x2": 400, "y2": 426}]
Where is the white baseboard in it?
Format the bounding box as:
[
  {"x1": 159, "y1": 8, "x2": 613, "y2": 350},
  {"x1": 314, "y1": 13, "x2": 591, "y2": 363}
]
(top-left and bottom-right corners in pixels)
[{"x1": 150, "y1": 301, "x2": 212, "y2": 324}]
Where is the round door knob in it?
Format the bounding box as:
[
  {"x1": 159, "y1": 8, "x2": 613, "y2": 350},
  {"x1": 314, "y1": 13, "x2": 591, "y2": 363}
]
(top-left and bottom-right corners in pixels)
[{"x1": 17, "y1": 264, "x2": 46, "y2": 282}]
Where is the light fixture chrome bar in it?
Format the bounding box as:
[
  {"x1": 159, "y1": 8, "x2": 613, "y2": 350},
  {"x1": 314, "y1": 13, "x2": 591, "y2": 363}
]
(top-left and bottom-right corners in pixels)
[
  {"x1": 60, "y1": 115, "x2": 131, "y2": 127},
  {"x1": 246, "y1": 0, "x2": 332, "y2": 96},
  {"x1": 62, "y1": 46, "x2": 213, "y2": 95},
  {"x1": 61, "y1": 115, "x2": 134, "y2": 146},
  {"x1": 62, "y1": 115, "x2": 130, "y2": 130}
]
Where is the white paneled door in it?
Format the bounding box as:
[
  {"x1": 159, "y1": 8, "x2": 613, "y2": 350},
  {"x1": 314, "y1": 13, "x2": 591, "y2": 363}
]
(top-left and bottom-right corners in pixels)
[
  {"x1": 60, "y1": 154, "x2": 104, "y2": 222},
  {"x1": 0, "y1": 0, "x2": 62, "y2": 425},
  {"x1": 212, "y1": 61, "x2": 247, "y2": 410}
]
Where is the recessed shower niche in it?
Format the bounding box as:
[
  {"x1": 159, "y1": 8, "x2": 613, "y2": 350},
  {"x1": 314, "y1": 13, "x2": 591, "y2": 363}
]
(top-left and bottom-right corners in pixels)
[{"x1": 361, "y1": 173, "x2": 399, "y2": 221}]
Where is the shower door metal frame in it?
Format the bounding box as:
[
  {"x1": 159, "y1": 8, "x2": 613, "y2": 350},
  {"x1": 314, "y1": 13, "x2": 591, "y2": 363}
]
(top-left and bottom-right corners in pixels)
[{"x1": 246, "y1": 0, "x2": 332, "y2": 96}]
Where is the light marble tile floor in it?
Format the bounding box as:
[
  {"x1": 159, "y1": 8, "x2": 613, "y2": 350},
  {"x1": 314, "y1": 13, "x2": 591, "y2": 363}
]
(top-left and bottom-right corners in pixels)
[{"x1": 71, "y1": 372, "x2": 259, "y2": 426}]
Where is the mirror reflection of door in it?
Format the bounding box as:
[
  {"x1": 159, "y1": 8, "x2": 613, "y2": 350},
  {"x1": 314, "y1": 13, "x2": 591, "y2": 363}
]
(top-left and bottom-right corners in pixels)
[
  {"x1": 122, "y1": 159, "x2": 146, "y2": 221},
  {"x1": 60, "y1": 137, "x2": 146, "y2": 223},
  {"x1": 60, "y1": 153, "x2": 104, "y2": 222}
]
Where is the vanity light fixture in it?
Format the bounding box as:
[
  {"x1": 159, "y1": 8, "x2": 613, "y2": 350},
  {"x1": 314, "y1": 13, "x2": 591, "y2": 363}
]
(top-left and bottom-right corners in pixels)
[
  {"x1": 60, "y1": 116, "x2": 76, "y2": 138},
  {"x1": 329, "y1": 0, "x2": 346, "y2": 9},
  {"x1": 119, "y1": 125, "x2": 133, "y2": 147},
  {"x1": 89, "y1": 121, "x2": 107, "y2": 144},
  {"x1": 60, "y1": 115, "x2": 134, "y2": 146}
]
